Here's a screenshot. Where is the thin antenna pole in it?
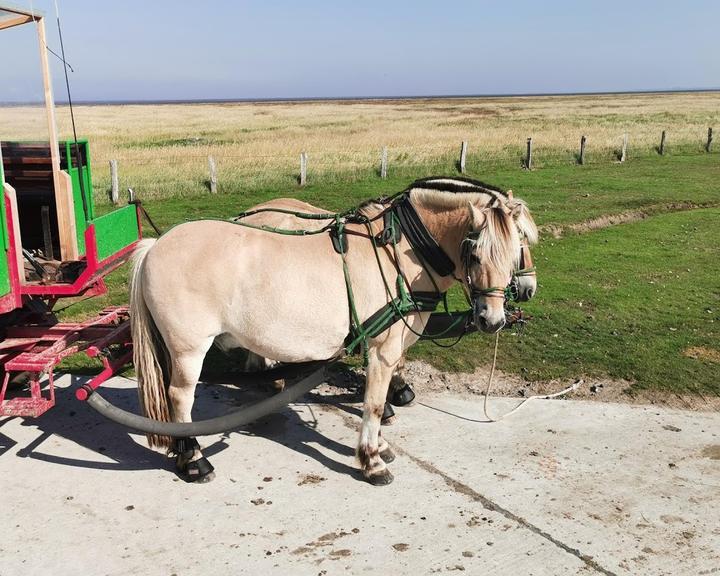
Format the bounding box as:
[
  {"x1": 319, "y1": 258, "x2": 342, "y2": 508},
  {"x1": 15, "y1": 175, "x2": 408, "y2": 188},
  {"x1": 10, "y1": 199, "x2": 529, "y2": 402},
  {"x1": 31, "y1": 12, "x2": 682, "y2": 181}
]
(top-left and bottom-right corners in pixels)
[{"x1": 54, "y1": 0, "x2": 89, "y2": 221}]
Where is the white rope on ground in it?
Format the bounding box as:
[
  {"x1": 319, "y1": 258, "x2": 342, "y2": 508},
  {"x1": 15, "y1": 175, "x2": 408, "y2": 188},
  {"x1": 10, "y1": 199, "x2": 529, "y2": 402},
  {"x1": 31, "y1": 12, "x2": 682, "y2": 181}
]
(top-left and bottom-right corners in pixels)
[{"x1": 482, "y1": 331, "x2": 581, "y2": 422}]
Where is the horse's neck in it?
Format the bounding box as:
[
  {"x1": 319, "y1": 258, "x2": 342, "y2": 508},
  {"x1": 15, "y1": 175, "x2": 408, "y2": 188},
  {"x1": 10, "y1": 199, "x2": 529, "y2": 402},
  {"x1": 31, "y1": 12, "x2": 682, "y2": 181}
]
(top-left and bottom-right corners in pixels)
[{"x1": 410, "y1": 201, "x2": 469, "y2": 291}]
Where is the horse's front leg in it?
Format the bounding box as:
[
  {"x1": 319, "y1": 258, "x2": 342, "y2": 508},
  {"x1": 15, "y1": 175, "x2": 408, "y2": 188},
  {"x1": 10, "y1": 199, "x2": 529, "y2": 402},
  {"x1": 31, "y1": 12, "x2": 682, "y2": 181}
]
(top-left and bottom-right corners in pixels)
[
  {"x1": 358, "y1": 347, "x2": 400, "y2": 485},
  {"x1": 168, "y1": 350, "x2": 216, "y2": 483}
]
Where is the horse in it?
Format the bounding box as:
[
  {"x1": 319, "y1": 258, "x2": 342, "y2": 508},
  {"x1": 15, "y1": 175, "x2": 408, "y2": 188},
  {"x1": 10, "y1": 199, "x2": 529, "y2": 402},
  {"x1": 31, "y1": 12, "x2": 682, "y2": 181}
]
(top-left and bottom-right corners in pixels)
[
  {"x1": 130, "y1": 180, "x2": 528, "y2": 484},
  {"x1": 234, "y1": 177, "x2": 538, "y2": 402}
]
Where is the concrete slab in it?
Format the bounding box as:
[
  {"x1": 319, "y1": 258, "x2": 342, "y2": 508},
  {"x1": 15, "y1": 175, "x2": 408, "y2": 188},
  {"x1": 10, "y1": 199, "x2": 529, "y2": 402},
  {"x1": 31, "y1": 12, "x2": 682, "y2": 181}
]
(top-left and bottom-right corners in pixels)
[{"x1": 0, "y1": 375, "x2": 718, "y2": 576}]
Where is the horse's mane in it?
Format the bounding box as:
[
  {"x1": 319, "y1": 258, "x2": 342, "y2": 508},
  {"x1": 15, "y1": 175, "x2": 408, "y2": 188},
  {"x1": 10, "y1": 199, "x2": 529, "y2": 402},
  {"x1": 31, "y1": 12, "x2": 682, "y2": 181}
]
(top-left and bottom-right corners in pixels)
[
  {"x1": 467, "y1": 205, "x2": 521, "y2": 277},
  {"x1": 409, "y1": 180, "x2": 521, "y2": 276},
  {"x1": 409, "y1": 176, "x2": 538, "y2": 247}
]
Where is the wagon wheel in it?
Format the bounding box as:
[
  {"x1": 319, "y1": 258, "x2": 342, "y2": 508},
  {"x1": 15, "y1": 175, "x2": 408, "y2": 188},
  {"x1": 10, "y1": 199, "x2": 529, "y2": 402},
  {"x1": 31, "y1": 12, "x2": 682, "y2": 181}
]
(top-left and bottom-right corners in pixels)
[{"x1": 83, "y1": 364, "x2": 331, "y2": 437}]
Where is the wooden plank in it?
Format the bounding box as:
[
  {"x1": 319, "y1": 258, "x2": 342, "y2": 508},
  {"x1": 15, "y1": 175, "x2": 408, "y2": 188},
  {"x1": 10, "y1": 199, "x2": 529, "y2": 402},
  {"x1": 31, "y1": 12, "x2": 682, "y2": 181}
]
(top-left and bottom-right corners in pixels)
[
  {"x1": 0, "y1": 14, "x2": 32, "y2": 31},
  {"x1": 37, "y1": 17, "x2": 77, "y2": 261},
  {"x1": 620, "y1": 133, "x2": 628, "y2": 162},
  {"x1": 57, "y1": 171, "x2": 78, "y2": 260},
  {"x1": 459, "y1": 141, "x2": 467, "y2": 174},
  {"x1": 4, "y1": 183, "x2": 25, "y2": 284},
  {"x1": 707, "y1": 127, "x2": 713, "y2": 152},
  {"x1": 41, "y1": 206, "x2": 54, "y2": 260},
  {"x1": 380, "y1": 146, "x2": 388, "y2": 179},
  {"x1": 579, "y1": 135, "x2": 586, "y2": 165}
]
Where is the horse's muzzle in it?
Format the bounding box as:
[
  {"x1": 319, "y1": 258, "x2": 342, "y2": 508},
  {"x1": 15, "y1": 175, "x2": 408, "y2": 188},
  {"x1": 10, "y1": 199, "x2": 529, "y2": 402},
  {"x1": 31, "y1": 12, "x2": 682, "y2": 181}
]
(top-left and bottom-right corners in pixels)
[{"x1": 473, "y1": 302, "x2": 506, "y2": 333}]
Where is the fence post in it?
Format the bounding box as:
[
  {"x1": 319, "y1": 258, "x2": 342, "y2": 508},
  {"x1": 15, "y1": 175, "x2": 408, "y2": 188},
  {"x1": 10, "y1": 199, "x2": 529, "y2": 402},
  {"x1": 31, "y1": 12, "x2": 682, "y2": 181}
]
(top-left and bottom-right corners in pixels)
[
  {"x1": 525, "y1": 137, "x2": 533, "y2": 169},
  {"x1": 707, "y1": 127, "x2": 713, "y2": 152},
  {"x1": 208, "y1": 156, "x2": 218, "y2": 194},
  {"x1": 109, "y1": 159, "x2": 119, "y2": 204},
  {"x1": 459, "y1": 141, "x2": 468, "y2": 174},
  {"x1": 579, "y1": 135, "x2": 586, "y2": 165},
  {"x1": 659, "y1": 130, "x2": 666, "y2": 155},
  {"x1": 380, "y1": 146, "x2": 388, "y2": 179},
  {"x1": 300, "y1": 152, "x2": 307, "y2": 186},
  {"x1": 620, "y1": 133, "x2": 628, "y2": 162}
]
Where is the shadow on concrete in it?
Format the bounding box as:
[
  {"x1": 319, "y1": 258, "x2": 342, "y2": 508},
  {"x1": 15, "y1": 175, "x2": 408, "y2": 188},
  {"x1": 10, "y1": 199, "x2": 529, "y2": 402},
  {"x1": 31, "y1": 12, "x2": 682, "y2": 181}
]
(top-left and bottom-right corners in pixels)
[{"x1": 1, "y1": 370, "x2": 370, "y2": 482}]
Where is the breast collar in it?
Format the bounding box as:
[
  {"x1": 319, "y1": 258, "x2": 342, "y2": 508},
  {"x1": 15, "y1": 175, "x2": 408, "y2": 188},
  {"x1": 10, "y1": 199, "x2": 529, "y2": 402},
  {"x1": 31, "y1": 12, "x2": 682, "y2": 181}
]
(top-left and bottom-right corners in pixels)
[{"x1": 391, "y1": 194, "x2": 456, "y2": 278}]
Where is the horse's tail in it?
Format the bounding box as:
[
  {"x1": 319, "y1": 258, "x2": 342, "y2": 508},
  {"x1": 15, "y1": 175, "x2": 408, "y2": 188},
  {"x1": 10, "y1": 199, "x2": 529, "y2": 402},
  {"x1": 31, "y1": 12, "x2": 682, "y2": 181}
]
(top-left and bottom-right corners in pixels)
[{"x1": 130, "y1": 238, "x2": 173, "y2": 449}]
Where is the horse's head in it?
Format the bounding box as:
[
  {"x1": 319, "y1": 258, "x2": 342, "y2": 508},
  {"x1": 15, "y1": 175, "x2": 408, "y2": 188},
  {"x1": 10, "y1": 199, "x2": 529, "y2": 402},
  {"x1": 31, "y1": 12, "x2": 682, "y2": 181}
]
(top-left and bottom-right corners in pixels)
[
  {"x1": 505, "y1": 191, "x2": 539, "y2": 302},
  {"x1": 463, "y1": 199, "x2": 521, "y2": 333}
]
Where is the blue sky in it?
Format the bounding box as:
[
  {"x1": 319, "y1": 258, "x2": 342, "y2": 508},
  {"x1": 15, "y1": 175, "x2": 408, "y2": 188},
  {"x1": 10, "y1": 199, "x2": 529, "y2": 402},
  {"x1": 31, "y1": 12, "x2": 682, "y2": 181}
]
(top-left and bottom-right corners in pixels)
[{"x1": 1, "y1": 0, "x2": 718, "y2": 102}]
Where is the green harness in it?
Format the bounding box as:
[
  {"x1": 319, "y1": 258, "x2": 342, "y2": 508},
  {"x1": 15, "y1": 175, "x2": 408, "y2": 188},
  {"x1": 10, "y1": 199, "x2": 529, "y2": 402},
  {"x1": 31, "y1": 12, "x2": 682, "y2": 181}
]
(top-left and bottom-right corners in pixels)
[{"x1": 233, "y1": 203, "x2": 458, "y2": 365}]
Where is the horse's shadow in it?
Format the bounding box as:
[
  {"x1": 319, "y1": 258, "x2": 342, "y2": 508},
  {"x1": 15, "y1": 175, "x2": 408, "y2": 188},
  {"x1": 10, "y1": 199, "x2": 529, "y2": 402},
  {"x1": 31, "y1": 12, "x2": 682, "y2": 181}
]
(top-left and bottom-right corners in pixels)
[{"x1": 1, "y1": 371, "x2": 367, "y2": 481}]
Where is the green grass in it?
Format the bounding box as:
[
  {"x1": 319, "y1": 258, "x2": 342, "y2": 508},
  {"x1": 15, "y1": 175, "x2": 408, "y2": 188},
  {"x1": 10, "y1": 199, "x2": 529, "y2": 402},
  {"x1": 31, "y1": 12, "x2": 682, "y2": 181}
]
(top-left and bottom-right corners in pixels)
[{"x1": 64, "y1": 153, "x2": 720, "y2": 395}]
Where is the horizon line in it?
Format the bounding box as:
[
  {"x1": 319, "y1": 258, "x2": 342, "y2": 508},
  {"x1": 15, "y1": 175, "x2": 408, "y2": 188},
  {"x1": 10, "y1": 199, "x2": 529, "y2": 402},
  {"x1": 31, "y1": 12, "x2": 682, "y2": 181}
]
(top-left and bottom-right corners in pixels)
[{"x1": 1, "y1": 87, "x2": 719, "y2": 107}]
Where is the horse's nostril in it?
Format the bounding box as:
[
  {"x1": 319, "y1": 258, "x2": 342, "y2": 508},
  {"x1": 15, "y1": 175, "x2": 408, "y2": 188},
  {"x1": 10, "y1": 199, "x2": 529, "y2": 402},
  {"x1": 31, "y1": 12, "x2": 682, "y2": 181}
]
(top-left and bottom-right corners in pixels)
[{"x1": 527, "y1": 288, "x2": 535, "y2": 300}]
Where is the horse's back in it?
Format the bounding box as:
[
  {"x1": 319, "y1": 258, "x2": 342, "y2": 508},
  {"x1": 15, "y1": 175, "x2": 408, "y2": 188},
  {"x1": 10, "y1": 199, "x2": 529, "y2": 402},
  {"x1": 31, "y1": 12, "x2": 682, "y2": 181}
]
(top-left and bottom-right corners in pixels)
[{"x1": 141, "y1": 219, "x2": 350, "y2": 361}]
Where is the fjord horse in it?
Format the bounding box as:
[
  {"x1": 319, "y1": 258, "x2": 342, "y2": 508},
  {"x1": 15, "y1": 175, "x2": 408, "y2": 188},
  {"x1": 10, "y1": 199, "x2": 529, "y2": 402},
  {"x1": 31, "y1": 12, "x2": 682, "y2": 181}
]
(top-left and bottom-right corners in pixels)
[{"x1": 130, "y1": 181, "x2": 529, "y2": 484}]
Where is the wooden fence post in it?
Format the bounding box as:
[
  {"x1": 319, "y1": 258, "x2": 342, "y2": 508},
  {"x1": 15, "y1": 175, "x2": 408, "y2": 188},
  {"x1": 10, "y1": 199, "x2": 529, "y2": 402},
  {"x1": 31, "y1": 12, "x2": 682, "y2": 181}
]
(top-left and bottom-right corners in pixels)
[
  {"x1": 659, "y1": 130, "x2": 666, "y2": 155},
  {"x1": 459, "y1": 141, "x2": 468, "y2": 174},
  {"x1": 380, "y1": 146, "x2": 388, "y2": 179},
  {"x1": 525, "y1": 137, "x2": 533, "y2": 169},
  {"x1": 620, "y1": 133, "x2": 628, "y2": 162},
  {"x1": 109, "y1": 159, "x2": 119, "y2": 204},
  {"x1": 208, "y1": 156, "x2": 218, "y2": 194},
  {"x1": 579, "y1": 135, "x2": 586, "y2": 165},
  {"x1": 706, "y1": 127, "x2": 713, "y2": 152},
  {"x1": 300, "y1": 152, "x2": 307, "y2": 186}
]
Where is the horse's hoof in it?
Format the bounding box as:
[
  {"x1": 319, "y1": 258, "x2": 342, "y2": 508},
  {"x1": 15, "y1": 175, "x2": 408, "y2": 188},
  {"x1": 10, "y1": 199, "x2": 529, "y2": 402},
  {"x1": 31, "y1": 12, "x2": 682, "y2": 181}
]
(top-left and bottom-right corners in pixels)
[
  {"x1": 180, "y1": 457, "x2": 215, "y2": 483},
  {"x1": 381, "y1": 402, "x2": 396, "y2": 426},
  {"x1": 390, "y1": 384, "x2": 416, "y2": 407},
  {"x1": 379, "y1": 447, "x2": 396, "y2": 464},
  {"x1": 366, "y1": 468, "x2": 394, "y2": 486}
]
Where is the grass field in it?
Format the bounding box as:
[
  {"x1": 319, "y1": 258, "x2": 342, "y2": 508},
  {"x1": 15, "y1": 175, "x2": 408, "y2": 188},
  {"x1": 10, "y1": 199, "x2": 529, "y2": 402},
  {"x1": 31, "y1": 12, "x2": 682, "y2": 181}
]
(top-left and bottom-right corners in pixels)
[
  {"x1": 59, "y1": 149, "x2": 720, "y2": 399},
  {"x1": 1, "y1": 91, "x2": 718, "y2": 200}
]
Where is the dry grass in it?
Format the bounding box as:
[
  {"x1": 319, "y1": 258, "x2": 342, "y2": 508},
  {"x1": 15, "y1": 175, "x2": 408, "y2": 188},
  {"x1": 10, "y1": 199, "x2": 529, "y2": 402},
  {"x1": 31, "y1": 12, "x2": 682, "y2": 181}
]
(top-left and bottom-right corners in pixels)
[{"x1": 1, "y1": 91, "x2": 718, "y2": 201}]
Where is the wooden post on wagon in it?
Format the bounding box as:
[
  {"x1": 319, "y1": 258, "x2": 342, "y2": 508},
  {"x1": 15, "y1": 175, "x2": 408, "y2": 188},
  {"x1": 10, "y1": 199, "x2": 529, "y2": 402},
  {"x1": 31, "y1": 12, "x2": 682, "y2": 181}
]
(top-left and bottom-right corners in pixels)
[
  {"x1": 620, "y1": 133, "x2": 628, "y2": 162},
  {"x1": 578, "y1": 135, "x2": 586, "y2": 165},
  {"x1": 380, "y1": 146, "x2": 388, "y2": 179},
  {"x1": 459, "y1": 141, "x2": 468, "y2": 174},
  {"x1": 208, "y1": 156, "x2": 218, "y2": 194},
  {"x1": 109, "y1": 159, "x2": 119, "y2": 204},
  {"x1": 300, "y1": 152, "x2": 308, "y2": 186},
  {"x1": 659, "y1": 130, "x2": 666, "y2": 155},
  {"x1": 706, "y1": 127, "x2": 713, "y2": 152},
  {"x1": 525, "y1": 137, "x2": 533, "y2": 170}
]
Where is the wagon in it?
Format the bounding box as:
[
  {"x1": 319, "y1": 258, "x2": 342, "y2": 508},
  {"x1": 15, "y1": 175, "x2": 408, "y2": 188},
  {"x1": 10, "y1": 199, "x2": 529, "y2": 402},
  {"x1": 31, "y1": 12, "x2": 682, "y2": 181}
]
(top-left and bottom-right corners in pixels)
[{"x1": 0, "y1": 4, "x2": 141, "y2": 417}]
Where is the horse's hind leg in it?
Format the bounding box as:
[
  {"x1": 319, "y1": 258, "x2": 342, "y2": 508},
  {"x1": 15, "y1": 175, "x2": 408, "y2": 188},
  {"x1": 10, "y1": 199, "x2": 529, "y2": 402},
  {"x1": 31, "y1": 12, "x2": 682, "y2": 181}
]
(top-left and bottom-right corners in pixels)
[
  {"x1": 168, "y1": 345, "x2": 215, "y2": 483},
  {"x1": 358, "y1": 350, "x2": 400, "y2": 485}
]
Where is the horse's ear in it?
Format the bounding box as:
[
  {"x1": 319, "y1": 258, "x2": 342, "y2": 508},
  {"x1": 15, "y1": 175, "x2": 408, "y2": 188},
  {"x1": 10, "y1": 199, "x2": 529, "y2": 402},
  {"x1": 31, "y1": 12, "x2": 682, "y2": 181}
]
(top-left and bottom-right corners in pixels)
[
  {"x1": 507, "y1": 189, "x2": 514, "y2": 200},
  {"x1": 468, "y1": 202, "x2": 486, "y2": 229}
]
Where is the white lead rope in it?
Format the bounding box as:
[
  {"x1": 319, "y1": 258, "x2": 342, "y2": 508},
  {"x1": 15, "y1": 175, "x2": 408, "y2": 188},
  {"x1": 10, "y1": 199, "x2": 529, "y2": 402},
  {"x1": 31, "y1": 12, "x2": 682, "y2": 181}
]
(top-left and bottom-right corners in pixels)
[{"x1": 482, "y1": 331, "x2": 581, "y2": 422}]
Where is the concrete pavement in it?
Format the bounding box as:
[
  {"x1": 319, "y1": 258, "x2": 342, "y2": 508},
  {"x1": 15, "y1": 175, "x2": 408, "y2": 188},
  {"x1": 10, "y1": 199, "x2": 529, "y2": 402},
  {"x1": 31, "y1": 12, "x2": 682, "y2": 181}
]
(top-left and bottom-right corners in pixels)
[{"x1": 0, "y1": 374, "x2": 718, "y2": 575}]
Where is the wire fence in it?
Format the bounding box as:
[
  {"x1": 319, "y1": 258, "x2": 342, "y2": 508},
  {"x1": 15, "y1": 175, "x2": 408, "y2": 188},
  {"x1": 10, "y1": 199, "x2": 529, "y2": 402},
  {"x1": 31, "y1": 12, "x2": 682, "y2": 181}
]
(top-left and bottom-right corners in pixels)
[{"x1": 92, "y1": 127, "x2": 716, "y2": 203}]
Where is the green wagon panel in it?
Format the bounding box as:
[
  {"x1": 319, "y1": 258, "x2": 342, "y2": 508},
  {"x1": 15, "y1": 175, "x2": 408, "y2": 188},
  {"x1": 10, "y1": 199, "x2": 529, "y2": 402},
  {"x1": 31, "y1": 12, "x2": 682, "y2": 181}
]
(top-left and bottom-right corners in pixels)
[
  {"x1": 91, "y1": 204, "x2": 139, "y2": 262},
  {"x1": 63, "y1": 140, "x2": 95, "y2": 255},
  {"x1": 0, "y1": 158, "x2": 10, "y2": 296}
]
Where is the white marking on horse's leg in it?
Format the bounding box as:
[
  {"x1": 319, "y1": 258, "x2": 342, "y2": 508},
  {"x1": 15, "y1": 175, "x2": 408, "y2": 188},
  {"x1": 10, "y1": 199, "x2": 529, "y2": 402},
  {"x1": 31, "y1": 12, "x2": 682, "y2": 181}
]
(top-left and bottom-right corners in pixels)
[{"x1": 358, "y1": 350, "x2": 399, "y2": 483}]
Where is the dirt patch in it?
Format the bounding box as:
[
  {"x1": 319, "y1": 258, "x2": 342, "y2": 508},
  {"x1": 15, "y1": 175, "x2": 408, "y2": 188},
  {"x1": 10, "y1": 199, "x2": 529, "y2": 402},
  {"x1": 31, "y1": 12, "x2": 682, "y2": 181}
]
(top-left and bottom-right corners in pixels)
[
  {"x1": 701, "y1": 445, "x2": 720, "y2": 460},
  {"x1": 542, "y1": 201, "x2": 716, "y2": 238},
  {"x1": 326, "y1": 359, "x2": 719, "y2": 412},
  {"x1": 683, "y1": 346, "x2": 720, "y2": 364},
  {"x1": 298, "y1": 473, "x2": 327, "y2": 486}
]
